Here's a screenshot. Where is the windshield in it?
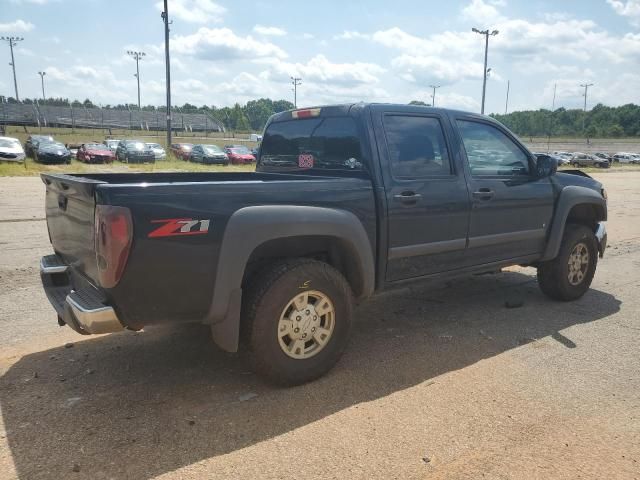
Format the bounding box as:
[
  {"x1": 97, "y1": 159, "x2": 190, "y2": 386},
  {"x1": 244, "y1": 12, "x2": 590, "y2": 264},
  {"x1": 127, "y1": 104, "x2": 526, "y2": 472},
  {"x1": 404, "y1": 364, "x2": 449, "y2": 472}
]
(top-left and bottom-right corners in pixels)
[
  {"x1": 86, "y1": 143, "x2": 107, "y2": 149},
  {"x1": 230, "y1": 146, "x2": 251, "y2": 154},
  {"x1": 128, "y1": 142, "x2": 146, "y2": 150},
  {"x1": 0, "y1": 139, "x2": 21, "y2": 149},
  {"x1": 42, "y1": 142, "x2": 65, "y2": 149},
  {"x1": 203, "y1": 145, "x2": 223, "y2": 154},
  {"x1": 147, "y1": 143, "x2": 162, "y2": 149},
  {"x1": 260, "y1": 116, "x2": 364, "y2": 171}
]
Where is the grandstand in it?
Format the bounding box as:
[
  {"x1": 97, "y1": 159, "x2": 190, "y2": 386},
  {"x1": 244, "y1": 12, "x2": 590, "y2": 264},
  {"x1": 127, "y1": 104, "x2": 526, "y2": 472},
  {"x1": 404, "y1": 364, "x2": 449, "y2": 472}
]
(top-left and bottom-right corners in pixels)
[{"x1": 0, "y1": 102, "x2": 225, "y2": 132}]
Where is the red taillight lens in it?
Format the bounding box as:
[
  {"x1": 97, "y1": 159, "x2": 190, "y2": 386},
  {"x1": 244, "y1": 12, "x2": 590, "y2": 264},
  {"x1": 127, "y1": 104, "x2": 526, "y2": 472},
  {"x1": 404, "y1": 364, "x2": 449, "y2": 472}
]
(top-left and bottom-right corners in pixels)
[{"x1": 95, "y1": 205, "x2": 133, "y2": 288}]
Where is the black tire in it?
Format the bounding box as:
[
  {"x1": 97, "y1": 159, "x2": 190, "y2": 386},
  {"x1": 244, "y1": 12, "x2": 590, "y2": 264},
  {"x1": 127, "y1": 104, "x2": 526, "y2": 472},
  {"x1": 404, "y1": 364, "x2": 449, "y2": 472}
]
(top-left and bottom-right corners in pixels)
[
  {"x1": 537, "y1": 224, "x2": 598, "y2": 301},
  {"x1": 242, "y1": 258, "x2": 354, "y2": 386}
]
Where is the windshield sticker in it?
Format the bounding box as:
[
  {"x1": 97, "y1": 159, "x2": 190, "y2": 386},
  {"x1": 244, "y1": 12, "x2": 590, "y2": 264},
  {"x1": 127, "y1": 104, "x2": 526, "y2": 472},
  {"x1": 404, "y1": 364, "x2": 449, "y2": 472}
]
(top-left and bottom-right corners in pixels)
[{"x1": 298, "y1": 153, "x2": 314, "y2": 168}]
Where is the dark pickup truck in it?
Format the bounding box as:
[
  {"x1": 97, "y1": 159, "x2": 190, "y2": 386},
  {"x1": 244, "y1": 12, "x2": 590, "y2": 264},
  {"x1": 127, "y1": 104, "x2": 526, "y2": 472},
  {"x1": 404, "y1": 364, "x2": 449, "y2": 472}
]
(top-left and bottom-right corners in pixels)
[{"x1": 40, "y1": 104, "x2": 607, "y2": 385}]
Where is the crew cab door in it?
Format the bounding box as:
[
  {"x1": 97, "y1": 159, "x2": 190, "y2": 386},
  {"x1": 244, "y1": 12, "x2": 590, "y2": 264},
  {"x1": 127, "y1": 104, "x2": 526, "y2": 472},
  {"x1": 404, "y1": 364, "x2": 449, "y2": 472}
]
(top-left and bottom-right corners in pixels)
[
  {"x1": 453, "y1": 116, "x2": 554, "y2": 264},
  {"x1": 372, "y1": 109, "x2": 471, "y2": 281}
]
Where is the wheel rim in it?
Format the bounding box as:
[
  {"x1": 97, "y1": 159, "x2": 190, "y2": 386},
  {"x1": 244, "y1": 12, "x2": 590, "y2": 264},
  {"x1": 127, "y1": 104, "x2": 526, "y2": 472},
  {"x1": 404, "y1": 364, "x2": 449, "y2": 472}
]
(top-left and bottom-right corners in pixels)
[
  {"x1": 277, "y1": 290, "x2": 335, "y2": 359},
  {"x1": 567, "y1": 242, "x2": 590, "y2": 286}
]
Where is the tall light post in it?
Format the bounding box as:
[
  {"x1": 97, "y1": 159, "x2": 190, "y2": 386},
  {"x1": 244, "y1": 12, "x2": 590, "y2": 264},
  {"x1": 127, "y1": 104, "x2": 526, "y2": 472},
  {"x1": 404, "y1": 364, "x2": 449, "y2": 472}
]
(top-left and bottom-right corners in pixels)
[
  {"x1": 2, "y1": 36, "x2": 24, "y2": 101},
  {"x1": 472, "y1": 28, "x2": 498, "y2": 115},
  {"x1": 161, "y1": 0, "x2": 172, "y2": 146},
  {"x1": 38, "y1": 71, "x2": 46, "y2": 101},
  {"x1": 127, "y1": 50, "x2": 146, "y2": 108},
  {"x1": 429, "y1": 84, "x2": 441, "y2": 107},
  {"x1": 504, "y1": 79, "x2": 510, "y2": 115},
  {"x1": 291, "y1": 76, "x2": 301, "y2": 108},
  {"x1": 580, "y1": 82, "x2": 594, "y2": 133}
]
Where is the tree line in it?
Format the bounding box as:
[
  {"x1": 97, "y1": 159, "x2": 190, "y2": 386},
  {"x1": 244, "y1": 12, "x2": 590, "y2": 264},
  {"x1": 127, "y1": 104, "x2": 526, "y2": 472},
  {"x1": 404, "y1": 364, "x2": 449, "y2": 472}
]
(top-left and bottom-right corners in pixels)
[{"x1": 0, "y1": 96, "x2": 294, "y2": 133}]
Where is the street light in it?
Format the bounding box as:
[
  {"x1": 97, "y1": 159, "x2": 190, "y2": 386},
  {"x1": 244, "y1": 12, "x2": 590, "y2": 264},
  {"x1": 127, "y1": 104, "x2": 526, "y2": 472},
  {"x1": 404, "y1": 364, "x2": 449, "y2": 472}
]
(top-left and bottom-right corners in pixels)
[
  {"x1": 429, "y1": 84, "x2": 441, "y2": 107},
  {"x1": 472, "y1": 28, "x2": 499, "y2": 115},
  {"x1": 291, "y1": 76, "x2": 302, "y2": 108},
  {"x1": 580, "y1": 82, "x2": 594, "y2": 133},
  {"x1": 38, "y1": 71, "x2": 46, "y2": 101},
  {"x1": 1, "y1": 36, "x2": 24, "y2": 101},
  {"x1": 127, "y1": 50, "x2": 146, "y2": 108},
  {"x1": 161, "y1": 0, "x2": 172, "y2": 147}
]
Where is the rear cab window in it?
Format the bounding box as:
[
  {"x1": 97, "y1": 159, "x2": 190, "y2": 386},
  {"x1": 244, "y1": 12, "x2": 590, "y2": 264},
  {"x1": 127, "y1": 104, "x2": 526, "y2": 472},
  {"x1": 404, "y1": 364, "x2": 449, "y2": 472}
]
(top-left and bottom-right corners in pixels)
[{"x1": 258, "y1": 115, "x2": 365, "y2": 173}]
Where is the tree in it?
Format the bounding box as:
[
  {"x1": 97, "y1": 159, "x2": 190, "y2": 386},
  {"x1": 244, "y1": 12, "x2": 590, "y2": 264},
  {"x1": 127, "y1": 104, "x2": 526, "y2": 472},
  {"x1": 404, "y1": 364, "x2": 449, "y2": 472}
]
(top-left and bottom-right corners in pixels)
[{"x1": 409, "y1": 100, "x2": 427, "y2": 106}]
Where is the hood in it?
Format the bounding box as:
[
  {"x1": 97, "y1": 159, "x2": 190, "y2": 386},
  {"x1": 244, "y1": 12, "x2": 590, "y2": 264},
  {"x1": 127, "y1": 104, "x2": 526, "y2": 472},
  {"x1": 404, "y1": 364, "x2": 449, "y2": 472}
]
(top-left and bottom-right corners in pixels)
[
  {"x1": 230, "y1": 152, "x2": 254, "y2": 158},
  {"x1": 86, "y1": 148, "x2": 113, "y2": 155},
  {"x1": 40, "y1": 144, "x2": 68, "y2": 154},
  {"x1": 552, "y1": 171, "x2": 602, "y2": 193},
  {"x1": 0, "y1": 145, "x2": 24, "y2": 154}
]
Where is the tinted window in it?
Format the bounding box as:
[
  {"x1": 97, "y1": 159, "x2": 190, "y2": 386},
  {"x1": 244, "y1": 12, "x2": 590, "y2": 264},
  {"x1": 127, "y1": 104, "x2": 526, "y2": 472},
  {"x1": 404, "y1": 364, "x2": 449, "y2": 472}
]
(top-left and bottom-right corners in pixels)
[
  {"x1": 260, "y1": 116, "x2": 363, "y2": 171},
  {"x1": 383, "y1": 115, "x2": 451, "y2": 178},
  {"x1": 457, "y1": 120, "x2": 530, "y2": 176}
]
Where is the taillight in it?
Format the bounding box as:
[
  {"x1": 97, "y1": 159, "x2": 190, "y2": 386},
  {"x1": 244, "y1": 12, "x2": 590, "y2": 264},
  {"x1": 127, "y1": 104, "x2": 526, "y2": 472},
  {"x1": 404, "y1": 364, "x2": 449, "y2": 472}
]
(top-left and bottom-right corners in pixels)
[
  {"x1": 291, "y1": 108, "x2": 321, "y2": 119},
  {"x1": 94, "y1": 205, "x2": 133, "y2": 288}
]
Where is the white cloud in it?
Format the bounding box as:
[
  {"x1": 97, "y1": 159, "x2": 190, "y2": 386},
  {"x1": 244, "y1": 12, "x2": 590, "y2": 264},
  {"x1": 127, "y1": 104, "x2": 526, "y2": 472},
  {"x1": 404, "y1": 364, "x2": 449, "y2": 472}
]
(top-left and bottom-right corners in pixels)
[
  {"x1": 302, "y1": 33, "x2": 315, "y2": 39},
  {"x1": 9, "y1": 0, "x2": 53, "y2": 4},
  {"x1": 253, "y1": 25, "x2": 287, "y2": 36},
  {"x1": 154, "y1": 0, "x2": 225, "y2": 24},
  {"x1": 171, "y1": 27, "x2": 288, "y2": 60},
  {"x1": 333, "y1": 30, "x2": 370, "y2": 40},
  {"x1": 16, "y1": 47, "x2": 35, "y2": 57},
  {"x1": 391, "y1": 54, "x2": 484, "y2": 84},
  {"x1": 461, "y1": 0, "x2": 506, "y2": 24},
  {"x1": 0, "y1": 19, "x2": 35, "y2": 33},
  {"x1": 607, "y1": 0, "x2": 640, "y2": 26}
]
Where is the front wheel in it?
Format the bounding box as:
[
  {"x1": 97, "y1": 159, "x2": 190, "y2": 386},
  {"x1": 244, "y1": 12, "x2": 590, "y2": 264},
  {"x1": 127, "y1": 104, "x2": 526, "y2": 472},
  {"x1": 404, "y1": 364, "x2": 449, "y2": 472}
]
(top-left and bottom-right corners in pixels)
[
  {"x1": 241, "y1": 259, "x2": 354, "y2": 386},
  {"x1": 537, "y1": 224, "x2": 598, "y2": 301}
]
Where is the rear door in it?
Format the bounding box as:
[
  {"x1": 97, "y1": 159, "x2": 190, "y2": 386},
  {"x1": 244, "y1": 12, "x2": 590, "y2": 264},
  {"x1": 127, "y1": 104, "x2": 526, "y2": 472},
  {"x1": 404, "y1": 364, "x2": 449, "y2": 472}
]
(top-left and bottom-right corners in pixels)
[
  {"x1": 453, "y1": 116, "x2": 554, "y2": 264},
  {"x1": 372, "y1": 108, "x2": 471, "y2": 281}
]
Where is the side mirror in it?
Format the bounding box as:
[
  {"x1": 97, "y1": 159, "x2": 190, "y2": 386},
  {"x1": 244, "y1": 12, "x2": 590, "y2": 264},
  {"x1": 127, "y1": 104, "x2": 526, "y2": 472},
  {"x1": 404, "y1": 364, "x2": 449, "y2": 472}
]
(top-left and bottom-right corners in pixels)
[{"x1": 535, "y1": 154, "x2": 557, "y2": 178}]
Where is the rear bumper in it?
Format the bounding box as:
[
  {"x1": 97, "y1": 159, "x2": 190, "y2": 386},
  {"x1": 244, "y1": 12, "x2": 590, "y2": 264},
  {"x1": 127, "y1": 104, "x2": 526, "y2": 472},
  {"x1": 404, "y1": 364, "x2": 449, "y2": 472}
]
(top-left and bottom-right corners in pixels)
[
  {"x1": 40, "y1": 254, "x2": 124, "y2": 335},
  {"x1": 595, "y1": 222, "x2": 607, "y2": 258}
]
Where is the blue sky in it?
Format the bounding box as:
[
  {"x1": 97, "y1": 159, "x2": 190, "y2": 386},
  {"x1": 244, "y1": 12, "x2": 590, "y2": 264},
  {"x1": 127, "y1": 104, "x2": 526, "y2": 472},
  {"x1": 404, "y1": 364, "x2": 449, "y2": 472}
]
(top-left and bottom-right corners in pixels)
[{"x1": 1, "y1": 0, "x2": 639, "y2": 113}]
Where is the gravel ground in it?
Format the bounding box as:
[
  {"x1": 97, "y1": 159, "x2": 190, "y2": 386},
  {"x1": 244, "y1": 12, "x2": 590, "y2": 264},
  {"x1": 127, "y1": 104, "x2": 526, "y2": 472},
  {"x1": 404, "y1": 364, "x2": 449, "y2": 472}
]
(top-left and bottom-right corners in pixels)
[{"x1": 0, "y1": 173, "x2": 638, "y2": 480}]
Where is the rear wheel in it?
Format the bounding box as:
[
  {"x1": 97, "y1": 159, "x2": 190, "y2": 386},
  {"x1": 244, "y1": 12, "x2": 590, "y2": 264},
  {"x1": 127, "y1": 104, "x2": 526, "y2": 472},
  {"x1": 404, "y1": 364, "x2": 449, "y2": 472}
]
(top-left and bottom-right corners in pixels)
[
  {"x1": 242, "y1": 258, "x2": 354, "y2": 385},
  {"x1": 537, "y1": 224, "x2": 598, "y2": 301}
]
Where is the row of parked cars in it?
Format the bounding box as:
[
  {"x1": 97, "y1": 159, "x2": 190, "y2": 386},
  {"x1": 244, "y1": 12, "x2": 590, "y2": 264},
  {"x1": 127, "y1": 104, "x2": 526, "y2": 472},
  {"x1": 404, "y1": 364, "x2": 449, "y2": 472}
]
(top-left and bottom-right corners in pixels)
[
  {"x1": 538, "y1": 151, "x2": 640, "y2": 168},
  {"x1": 170, "y1": 143, "x2": 257, "y2": 165}
]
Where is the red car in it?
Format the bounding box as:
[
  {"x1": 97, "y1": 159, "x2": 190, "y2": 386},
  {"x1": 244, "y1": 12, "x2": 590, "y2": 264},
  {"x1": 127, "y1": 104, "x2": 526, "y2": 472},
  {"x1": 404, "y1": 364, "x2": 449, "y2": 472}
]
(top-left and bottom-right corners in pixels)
[
  {"x1": 170, "y1": 143, "x2": 193, "y2": 160},
  {"x1": 224, "y1": 145, "x2": 256, "y2": 164},
  {"x1": 77, "y1": 143, "x2": 115, "y2": 164}
]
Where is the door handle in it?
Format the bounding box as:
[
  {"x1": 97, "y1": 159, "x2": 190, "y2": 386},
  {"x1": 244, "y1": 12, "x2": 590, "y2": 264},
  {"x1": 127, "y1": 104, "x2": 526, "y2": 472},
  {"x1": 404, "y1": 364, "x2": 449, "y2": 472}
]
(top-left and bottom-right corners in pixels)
[
  {"x1": 393, "y1": 191, "x2": 422, "y2": 205},
  {"x1": 472, "y1": 188, "x2": 494, "y2": 200}
]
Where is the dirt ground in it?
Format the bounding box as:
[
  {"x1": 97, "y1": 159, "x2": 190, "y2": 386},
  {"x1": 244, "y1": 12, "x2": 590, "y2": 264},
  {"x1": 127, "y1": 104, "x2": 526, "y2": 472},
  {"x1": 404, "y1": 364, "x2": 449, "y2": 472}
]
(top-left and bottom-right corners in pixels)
[{"x1": 0, "y1": 172, "x2": 638, "y2": 480}]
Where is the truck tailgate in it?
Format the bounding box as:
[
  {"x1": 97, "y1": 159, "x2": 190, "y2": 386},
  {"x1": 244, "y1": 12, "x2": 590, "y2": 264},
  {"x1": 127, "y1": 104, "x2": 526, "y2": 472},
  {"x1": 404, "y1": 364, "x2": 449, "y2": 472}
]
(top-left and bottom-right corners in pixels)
[{"x1": 41, "y1": 174, "x2": 104, "y2": 282}]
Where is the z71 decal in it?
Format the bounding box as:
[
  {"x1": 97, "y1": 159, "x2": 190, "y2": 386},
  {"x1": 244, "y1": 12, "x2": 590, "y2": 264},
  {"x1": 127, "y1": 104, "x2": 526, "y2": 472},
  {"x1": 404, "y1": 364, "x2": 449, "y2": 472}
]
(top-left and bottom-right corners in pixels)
[{"x1": 148, "y1": 218, "x2": 211, "y2": 238}]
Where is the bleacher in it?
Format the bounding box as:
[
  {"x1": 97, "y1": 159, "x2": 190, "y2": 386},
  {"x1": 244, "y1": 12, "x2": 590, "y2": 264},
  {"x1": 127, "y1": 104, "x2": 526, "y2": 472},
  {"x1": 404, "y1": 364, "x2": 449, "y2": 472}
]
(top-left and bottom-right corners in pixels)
[{"x1": 0, "y1": 103, "x2": 225, "y2": 132}]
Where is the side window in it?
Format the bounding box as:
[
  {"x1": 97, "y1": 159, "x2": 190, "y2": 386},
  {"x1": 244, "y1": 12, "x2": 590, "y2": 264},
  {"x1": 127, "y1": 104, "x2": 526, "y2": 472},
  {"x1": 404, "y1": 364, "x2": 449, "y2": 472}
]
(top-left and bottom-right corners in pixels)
[
  {"x1": 383, "y1": 115, "x2": 452, "y2": 178},
  {"x1": 456, "y1": 120, "x2": 530, "y2": 176}
]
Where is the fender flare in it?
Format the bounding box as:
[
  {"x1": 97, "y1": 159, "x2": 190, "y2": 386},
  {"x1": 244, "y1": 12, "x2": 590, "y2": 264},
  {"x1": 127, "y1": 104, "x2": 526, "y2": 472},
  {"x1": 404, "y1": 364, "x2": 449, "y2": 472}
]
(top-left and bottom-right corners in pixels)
[
  {"x1": 205, "y1": 205, "x2": 375, "y2": 352},
  {"x1": 540, "y1": 185, "x2": 607, "y2": 261}
]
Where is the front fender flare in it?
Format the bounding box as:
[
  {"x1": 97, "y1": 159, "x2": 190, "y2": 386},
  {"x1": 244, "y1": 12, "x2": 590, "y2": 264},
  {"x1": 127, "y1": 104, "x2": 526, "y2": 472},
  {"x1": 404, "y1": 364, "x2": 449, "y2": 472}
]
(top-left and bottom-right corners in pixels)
[
  {"x1": 205, "y1": 205, "x2": 375, "y2": 352},
  {"x1": 540, "y1": 186, "x2": 607, "y2": 261}
]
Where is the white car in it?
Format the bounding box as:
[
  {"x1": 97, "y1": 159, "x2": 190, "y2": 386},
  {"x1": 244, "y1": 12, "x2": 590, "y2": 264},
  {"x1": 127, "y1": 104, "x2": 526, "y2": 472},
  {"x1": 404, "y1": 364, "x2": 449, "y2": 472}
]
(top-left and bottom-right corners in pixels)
[
  {"x1": 146, "y1": 142, "x2": 167, "y2": 160},
  {"x1": 0, "y1": 136, "x2": 26, "y2": 163},
  {"x1": 612, "y1": 152, "x2": 637, "y2": 164}
]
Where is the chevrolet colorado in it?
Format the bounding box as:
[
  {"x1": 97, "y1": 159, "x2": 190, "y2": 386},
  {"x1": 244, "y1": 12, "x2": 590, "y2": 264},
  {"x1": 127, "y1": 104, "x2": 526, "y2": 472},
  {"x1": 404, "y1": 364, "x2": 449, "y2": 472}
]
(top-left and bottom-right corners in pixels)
[{"x1": 40, "y1": 104, "x2": 607, "y2": 385}]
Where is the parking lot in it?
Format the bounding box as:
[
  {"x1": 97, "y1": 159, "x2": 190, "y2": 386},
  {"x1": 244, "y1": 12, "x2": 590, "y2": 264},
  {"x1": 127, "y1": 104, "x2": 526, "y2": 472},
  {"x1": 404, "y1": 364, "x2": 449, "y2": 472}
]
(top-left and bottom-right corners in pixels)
[{"x1": 0, "y1": 172, "x2": 639, "y2": 479}]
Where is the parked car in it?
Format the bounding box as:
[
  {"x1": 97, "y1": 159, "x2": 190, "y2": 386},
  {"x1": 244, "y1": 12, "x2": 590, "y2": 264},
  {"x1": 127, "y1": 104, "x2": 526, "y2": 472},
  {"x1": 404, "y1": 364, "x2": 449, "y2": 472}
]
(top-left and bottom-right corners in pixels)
[
  {"x1": 104, "y1": 139, "x2": 121, "y2": 152},
  {"x1": 631, "y1": 154, "x2": 640, "y2": 163},
  {"x1": 170, "y1": 143, "x2": 193, "y2": 160},
  {"x1": 146, "y1": 142, "x2": 167, "y2": 160},
  {"x1": 0, "y1": 136, "x2": 26, "y2": 163},
  {"x1": 34, "y1": 141, "x2": 71, "y2": 164},
  {"x1": 224, "y1": 145, "x2": 256, "y2": 164},
  {"x1": 65, "y1": 143, "x2": 82, "y2": 159},
  {"x1": 570, "y1": 152, "x2": 609, "y2": 168},
  {"x1": 77, "y1": 143, "x2": 115, "y2": 164},
  {"x1": 25, "y1": 134, "x2": 54, "y2": 157},
  {"x1": 594, "y1": 152, "x2": 612, "y2": 164},
  {"x1": 115, "y1": 140, "x2": 155, "y2": 163},
  {"x1": 612, "y1": 152, "x2": 636, "y2": 164},
  {"x1": 190, "y1": 144, "x2": 229, "y2": 165},
  {"x1": 40, "y1": 104, "x2": 607, "y2": 385}
]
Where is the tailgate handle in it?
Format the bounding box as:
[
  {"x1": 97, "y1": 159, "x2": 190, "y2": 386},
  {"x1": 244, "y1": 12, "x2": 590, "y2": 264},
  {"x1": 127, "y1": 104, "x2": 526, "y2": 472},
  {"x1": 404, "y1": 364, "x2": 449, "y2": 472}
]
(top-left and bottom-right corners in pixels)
[{"x1": 57, "y1": 194, "x2": 68, "y2": 211}]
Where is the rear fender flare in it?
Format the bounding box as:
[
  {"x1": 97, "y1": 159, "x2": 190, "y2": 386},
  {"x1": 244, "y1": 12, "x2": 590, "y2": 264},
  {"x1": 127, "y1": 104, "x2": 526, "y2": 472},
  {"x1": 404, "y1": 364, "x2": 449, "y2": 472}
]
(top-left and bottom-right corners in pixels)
[{"x1": 205, "y1": 205, "x2": 375, "y2": 352}]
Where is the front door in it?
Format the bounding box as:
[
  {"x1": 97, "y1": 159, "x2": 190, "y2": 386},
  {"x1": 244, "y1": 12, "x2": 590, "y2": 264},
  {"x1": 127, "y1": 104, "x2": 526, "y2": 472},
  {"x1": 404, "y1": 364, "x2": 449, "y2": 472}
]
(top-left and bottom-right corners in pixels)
[
  {"x1": 373, "y1": 111, "x2": 471, "y2": 281},
  {"x1": 454, "y1": 117, "x2": 555, "y2": 264}
]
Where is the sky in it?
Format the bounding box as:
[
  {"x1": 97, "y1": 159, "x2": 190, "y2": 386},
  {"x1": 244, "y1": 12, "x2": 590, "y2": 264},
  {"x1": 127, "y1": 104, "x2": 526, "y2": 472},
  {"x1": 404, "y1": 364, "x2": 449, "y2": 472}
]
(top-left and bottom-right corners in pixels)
[{"x1": 1, "y1": 0, "x2": 639, "y2": 114}]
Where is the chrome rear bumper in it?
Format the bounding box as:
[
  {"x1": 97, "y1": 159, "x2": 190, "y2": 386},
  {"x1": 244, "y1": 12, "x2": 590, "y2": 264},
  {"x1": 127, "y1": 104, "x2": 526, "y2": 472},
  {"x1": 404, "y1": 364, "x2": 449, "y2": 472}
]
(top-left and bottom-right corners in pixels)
[{"x1": 40, "y1": 254, "x2": 124, "y2": 335}]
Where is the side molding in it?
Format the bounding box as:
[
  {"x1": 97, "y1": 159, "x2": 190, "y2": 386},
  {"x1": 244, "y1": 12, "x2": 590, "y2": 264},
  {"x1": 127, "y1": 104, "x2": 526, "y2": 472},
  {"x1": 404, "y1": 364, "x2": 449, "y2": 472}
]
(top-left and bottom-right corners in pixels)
[
  {"x1": 541, "y1": 185, "x2": 607, "y2": 261},
  {"x1": 205, "y1": 205, "x2": 375, "y2": 352}
]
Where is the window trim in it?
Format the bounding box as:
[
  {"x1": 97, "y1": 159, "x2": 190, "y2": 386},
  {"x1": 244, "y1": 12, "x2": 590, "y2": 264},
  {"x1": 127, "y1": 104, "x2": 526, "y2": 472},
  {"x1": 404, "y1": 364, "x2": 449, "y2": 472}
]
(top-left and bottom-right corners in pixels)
[
  {"x1": 455, "y1": 117, "x2": 535, "y2": 179},
  {"x1": 382, "y1": 112, "x2": 455, "y2": 181}
]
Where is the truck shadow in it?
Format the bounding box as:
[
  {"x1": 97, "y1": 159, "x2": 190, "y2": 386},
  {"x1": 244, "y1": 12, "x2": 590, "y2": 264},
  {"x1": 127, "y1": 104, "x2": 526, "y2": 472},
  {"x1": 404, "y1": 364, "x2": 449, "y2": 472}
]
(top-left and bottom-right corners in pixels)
[{"x1": 0, "y1": 270, "x2": 621, "y2": 479}]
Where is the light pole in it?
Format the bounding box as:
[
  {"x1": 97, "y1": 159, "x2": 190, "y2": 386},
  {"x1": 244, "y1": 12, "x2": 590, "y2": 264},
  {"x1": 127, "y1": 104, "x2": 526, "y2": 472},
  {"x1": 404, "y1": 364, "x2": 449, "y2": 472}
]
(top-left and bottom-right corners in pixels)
[
  {"x1": 291, "y1": 76, "x2": 301, "y2": 108},
  {"x1": 127, "y1": 50, "x2": 146, "y2": 108},
  {"x1": 580, "y1": 82, "x2": 594, "y2": 133},
  {"x1": 161, "y1": 0, "x2": 172, "y2": 147},
  {"x1": 38, "y1": 71, "x2": 46, "y2": 101},
  {"x1": 2, "y1": 36, "x2": 24, "y2": 101},
  {"x1": 429, "y1": 84, "x2": 441, "y2": 107},
  {"x1": 504, "y1": 79, "x2": 510, "y2": 115},
  {"x1": 472, "y1": 28, "x2": 498, "y2": 115}
]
